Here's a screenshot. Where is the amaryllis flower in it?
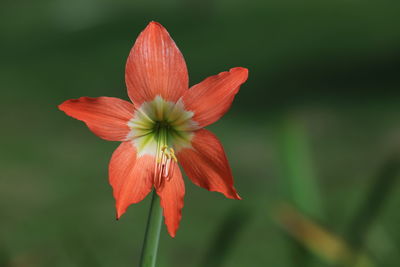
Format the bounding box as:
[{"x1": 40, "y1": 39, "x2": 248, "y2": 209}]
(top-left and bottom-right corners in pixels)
[{"x1": 59, "y1": 22, "x2": 248, "y2": 237}]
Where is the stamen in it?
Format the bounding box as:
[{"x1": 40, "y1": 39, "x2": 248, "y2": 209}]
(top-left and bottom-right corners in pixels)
[{"x1": 154, "y1": 140, "x2": 178, "y2": 188}]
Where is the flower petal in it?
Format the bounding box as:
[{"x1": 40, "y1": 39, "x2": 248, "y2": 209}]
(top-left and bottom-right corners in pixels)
[
  {"x1": 182, "y1": 67, "x2": 248, "y2": 127},
  {"x1": 156, "y1": 165, "x2": 185, "y2": 238},
  {"x1": 59, "y1": 97, "x2": 135, "y2": 141},
  {"x1": 177, "y1": 129, "x2": 241, "y2": 200},
  {"x1": 109, "y1": 141, "x2": 154, "y2": 219},
  {"x1": 126, "y1": 21, "x2": 188, "y2": 106}
]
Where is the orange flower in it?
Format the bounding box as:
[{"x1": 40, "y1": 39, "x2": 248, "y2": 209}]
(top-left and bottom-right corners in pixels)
[{"x1": 59, "y1": 22, "x2": 248, "y2": 237}]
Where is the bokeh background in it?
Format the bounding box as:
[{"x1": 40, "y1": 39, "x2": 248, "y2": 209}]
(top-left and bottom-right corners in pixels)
[{"x1": 1, "y1": 0, "x2": 400, "y2": 266}]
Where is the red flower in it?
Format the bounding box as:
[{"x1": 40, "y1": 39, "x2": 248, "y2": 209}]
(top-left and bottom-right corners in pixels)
[{"x1": 59, "y1": 22, "x2": 248, "y2": 237}]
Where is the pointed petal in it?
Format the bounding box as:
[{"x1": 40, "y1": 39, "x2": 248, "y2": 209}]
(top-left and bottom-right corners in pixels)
[
  {"x1": 156, "y1": 166, "x2": 185, "y2": 238},
  {"x1": 126, "y1": 21, "x2": 188, "y2": 106},
  {"x1": 182, "y1": 67, "x2": 248, "y2": 127},
  {"x1": 59, "y1": 97, "x2": 135, "y2": 141},
  {"x1": 109, "y1": 141, "x2": 154, "y2": 218},
  {"x1": 177, "y1": 129, "x2": 241, "y2": 200}
]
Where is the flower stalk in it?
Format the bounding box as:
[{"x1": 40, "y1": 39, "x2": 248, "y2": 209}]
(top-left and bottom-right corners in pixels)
[{"x1": 139, "y1": 191, "x2": 163, "y2": 267}]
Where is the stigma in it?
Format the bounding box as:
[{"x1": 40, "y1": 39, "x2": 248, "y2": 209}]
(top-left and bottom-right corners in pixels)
[{"x1": 154, "y1": 145, "x2": 178, "y2": 189}]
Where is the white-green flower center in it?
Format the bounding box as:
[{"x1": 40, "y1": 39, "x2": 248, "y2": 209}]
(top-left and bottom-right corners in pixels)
[{"x1": 127, "y1": 96, "x2": 197, "y2": 157}]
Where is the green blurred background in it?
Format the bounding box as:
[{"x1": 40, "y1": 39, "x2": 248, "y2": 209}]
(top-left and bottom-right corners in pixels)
[{"x1": 1, "y1": 0, "x2": 400, "y2": 266}]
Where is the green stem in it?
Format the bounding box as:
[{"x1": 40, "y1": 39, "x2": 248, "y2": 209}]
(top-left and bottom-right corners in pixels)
[
  {"x1": 276, "y1": 113, "x2": 324, "y2": 267},
  {"x1": 139, "y1": 190, "x2": 163, "y2": 267}
]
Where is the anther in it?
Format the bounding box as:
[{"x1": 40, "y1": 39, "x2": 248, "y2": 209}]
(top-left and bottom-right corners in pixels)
[{"x1": 169, "y1": 148, "x2": 178, "y2": 162}]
